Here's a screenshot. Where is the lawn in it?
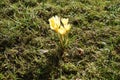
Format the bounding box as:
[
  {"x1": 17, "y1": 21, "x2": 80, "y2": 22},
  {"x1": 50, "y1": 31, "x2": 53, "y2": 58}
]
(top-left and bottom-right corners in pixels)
[{"x1": 0, "y1": 0, "x2": 120, "y2": 80}]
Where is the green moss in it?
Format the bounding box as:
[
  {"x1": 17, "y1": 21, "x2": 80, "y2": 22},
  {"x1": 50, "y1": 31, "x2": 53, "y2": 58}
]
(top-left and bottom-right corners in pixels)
[{"x1": 0, "y1": 0, "x2": 120, "y2": 80}]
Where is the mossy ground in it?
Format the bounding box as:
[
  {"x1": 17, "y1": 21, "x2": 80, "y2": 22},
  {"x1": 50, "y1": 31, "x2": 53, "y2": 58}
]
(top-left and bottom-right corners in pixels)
[{"x1": 0, "y1": 0, "x2": 120, "y2": 80}]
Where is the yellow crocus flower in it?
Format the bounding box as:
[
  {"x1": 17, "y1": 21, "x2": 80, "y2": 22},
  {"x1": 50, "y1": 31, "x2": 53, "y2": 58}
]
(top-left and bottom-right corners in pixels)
[
  {"x1": 49, "y1": 15, "x2": 71, "y2": 35},
  {"x1": 48, "y1": 15, "x2": 71, "y2": 53},
  {"x1": 61, "y1": 18, "x2": 71, "y2": 32}
]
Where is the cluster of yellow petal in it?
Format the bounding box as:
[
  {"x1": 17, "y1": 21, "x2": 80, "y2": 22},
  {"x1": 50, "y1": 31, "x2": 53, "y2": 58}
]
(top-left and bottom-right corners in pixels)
[{"x1": 49, "y1": 15, "x2": 71, "y2": 35}]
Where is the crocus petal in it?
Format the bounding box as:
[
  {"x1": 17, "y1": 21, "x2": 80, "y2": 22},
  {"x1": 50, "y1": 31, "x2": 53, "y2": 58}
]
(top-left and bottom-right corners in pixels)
[
  {"x1": 64, "y1": 24, "x2": 71, "y2": 31},
  {"x1": 49, "y1": 16, "x2": 59, "y2": 31},
  {"x1": 61, "y1": 18, "x2": 68, "y2": 25},
  {"x1": 58, "y1": 26, "x2": 66, "y2": 35},
  {"x1": 54, "y1": 15, "x2": 60, "y2": 27},
  {"x1": 49, "y1": 17, "x2": 55, "y2": 30}
]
